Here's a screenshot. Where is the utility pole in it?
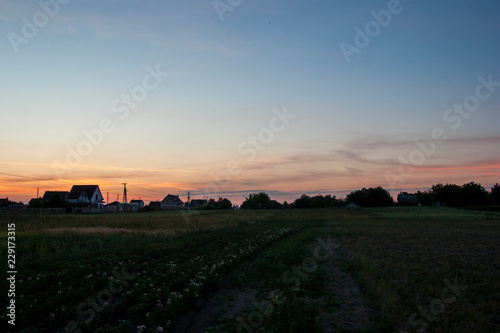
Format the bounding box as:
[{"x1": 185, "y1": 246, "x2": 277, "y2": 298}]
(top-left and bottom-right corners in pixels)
[
  {"x1": 37, "y1": 187, "x2": 39, "y2": 198},
  {"x1": 107, "y1": 192, "x2": 109, "y2": 205},
  {"x1": 122, "y1": 183, "x2": 127, "y2": 204}
]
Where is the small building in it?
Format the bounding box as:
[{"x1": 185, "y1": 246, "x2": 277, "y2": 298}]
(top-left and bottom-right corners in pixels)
[
  {"x1": 0, "y1": 198, "x2": 23, "y2": 206},
  {"x1": 161, "y1": 194, "x2": 184, "y2": 210},
  {"x1": 42, "y1": 191, "x2": 69, "y2": 207},
  {"x1": 66, "y1": 185, "x2": 104, "y2": 213},
  {"x1": 397, "y1": 193, "x2": 419, "y2": 206},
  {"x1": 0, "y1": 198, "x2": 26, "y2": 213},
  {"x1": 104, "y1": 201, "x2": 141, "y2": 213},
  {"x1": 130, "y1": 199, "x2": 145, "y2": 209},
  {"x1": 28, "y1": 198, "x2": 43, "y2": 208},
  {"x1": 120, "y1": 203, "x2": 139, "y2": 212},
  {"x1": 189, "y1": 199, "x2": 208, "y2": 208},
  {"x1": 105, "y1": 201, "x2": 120, "y2": 213},
  {"x1": 148, "y1": 201, "x2": 162, "y2": 209}
]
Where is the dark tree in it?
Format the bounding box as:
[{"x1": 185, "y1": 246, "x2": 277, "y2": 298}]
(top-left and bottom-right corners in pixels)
[
  {"x1": 491, "y1": 183, "x2": 500, "y2": 205},
  {"x1": 263, "y1": 200, "x2": 284, "y2": 209},
  {"x1": 346, "y1": 186, "x2": 393, "y2": 207},
  {"x1": 216, "y1": 197, "x2": 232, "y2": 210},
  {"x1": 293, "y1": 194, "x2": 312, "y2": 209},
  {"x1": 431, "y1": 183, "x2": 463, "y2": 206},
  {"x1": 416, "y1": 190, "x2": 435, "y2": 206},
  {"x1": 461, "y1": 182, "x2": 488, "y2": 206},
  {"x1": 430, "y1": 183, "x2": 488, "y2": 206},
  {"x1": 241, "y1": 192, "x2": 272, "y2": 209},
  {"x1": 326, "y1": 195, "x2": 341, "y2": 207},
  {"x1": 311, "y1": 195, "x2": 328, "y2": 208},
  {"x1": 198, "y1": 197, "x2": 232, "y2": 210}
]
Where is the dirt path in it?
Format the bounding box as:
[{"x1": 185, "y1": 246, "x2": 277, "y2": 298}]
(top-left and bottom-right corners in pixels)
[
  {"x1": 314, "y1": 244, "x2": 380, "y2": 332},
  {"x1": 175, "y1": 237, "x2": 380, "y2": 332},
  {"x1": 175, "y1": 287, "x2": 259, "y2": 332}
]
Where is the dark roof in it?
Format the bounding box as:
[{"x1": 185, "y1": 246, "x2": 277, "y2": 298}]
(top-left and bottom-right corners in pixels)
[
  {"x1": 67, "y1": 185, "x2": 100, "y2": 200},
  {"x1": 130, "y1": 200, "x2": 144, "y2": 204},
  {"x1": 163, "y1": 194, "x2": 183, "y2": 204},
  {"x1": 190, "y1": 199, "x2": 208, "y2": 206},
  {"x1": 42, "y1": 191, "x2": 69, "y2": 202},
  {"x1": 397, "y1": 193, "x2": 419, "y2": 205}
]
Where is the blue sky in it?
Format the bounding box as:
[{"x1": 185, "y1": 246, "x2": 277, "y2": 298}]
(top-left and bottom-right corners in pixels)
[{"x1": 1, "y1": 0, "x2": 499, "y2": 204}]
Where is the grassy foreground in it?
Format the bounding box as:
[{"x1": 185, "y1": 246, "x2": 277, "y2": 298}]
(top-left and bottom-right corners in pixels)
[{"x1": 1, "y1": 207, "x2": 499, "y2": 332}]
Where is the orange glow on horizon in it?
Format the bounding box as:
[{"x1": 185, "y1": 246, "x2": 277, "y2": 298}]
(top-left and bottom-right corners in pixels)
[{"x1": 1, "y1": 161, "x2": 499, "y2": 205}]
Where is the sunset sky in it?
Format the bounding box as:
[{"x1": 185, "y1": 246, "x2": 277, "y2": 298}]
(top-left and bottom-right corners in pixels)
[{"x1": 1, "y1": 0, "x2": 499, "y2": 205}]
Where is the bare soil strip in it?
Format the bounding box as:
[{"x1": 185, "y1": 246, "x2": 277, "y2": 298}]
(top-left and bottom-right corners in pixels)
[
  {"x1": 314, "y1": 245, "x2": 380, "y2": 332},
  {"x1": 176, "y1": 238, "x2": 379, "y2": 332}
]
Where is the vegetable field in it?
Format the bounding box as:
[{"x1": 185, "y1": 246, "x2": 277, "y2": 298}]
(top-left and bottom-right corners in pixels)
[{"x1": 1, "y1": 207, "x2": 499, "y2": 332}]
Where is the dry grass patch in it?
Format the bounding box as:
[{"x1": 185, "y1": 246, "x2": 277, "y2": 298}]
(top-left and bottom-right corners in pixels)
[{"x1": 46, "y1": 227, "x2": 134, "y2": 234}]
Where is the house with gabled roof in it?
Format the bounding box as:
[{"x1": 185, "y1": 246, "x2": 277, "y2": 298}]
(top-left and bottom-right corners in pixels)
[
  {"x1": 66, "y1": 185, "x2": 104, "y2": 213},
  {"x1": 161, "y1": 194, "x2": 184, "y2": 210}
]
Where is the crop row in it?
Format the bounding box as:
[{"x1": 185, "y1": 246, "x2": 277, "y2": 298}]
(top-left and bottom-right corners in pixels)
[{"x1": 2, "y1": 226, "x2": 292, "y2": 332}]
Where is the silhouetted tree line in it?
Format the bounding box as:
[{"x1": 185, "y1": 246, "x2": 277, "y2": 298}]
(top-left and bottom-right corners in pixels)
[
  {"x1": 416, "y1": 182, "x2": 500, "y2": 206},
  {"x1": 240, "y1": 192, "x2": 284, "y2": 209},
  {"x1": 240, "y1": 182, "x2": 500, "y2": 209},
  {"x1": 240, "y1": 192, "x2": 345, "y2": 209},
  {"x1": 196, "y1": 197, "x2": 233, "y2": 210},
  {"x1": 241, "y1": 187, "x2": 393, "y2": 209},
  {"x1": 291, "y1": 194, "x2": 342, "y2": 209}
]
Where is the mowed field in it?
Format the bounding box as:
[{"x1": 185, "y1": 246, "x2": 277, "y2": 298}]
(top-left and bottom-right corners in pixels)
[{"x1": 1, "y1": 207, "x2": 499, "y2": 332}]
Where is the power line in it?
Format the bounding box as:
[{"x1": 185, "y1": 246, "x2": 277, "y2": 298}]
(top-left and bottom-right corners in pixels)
[
  {"x1": 0, "y1": 172, "x2": 47, "y2": 181},
  {"x1": 128, "y1": 184, "x2": 166, "y2": 195}
]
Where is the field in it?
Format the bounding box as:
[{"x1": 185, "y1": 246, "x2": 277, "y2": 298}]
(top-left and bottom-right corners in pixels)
[{"x1": 1, "y1": 207, "x2": 500, "y2": 332}]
